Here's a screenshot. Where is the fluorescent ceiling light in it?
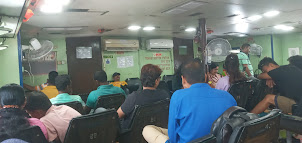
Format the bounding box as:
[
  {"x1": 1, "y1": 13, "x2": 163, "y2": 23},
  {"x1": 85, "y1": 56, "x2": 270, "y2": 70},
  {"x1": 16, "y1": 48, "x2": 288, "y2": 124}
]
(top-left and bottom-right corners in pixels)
[
  {"x1": 238, "y1": 34, "x2": 247, "y2": 37},
  {"x1": 40, "y1": 4, "x2": 63, "y2": 13},
  {"x1": 164, "y1": 9, "x2": 187, "y2": 14},
  {"x1": 179, "y1": 1, "x2": 206, "y2": 10},
  {"x1": 263, "y1": 10, "x2": 280, "y2": 17},
  {"x1": 247, "y1": 15, "x2": 262, "y2": 21},
  {"x1": 235, "y1": 22, "x2": 249, "y2": 33},
  {"x1": 45, "y1": 0, "x2": 70, "y2": 6},
  {"x1": 185, "y1": 28, "x2": 196, "y2": 32},
  {"x1": 274, "y1": 25, "x2": 294, "y2": 31},
  {"x1": 43, "y1": 27, "x2": 83, "y2": 31},
  {"x1": 143, "y1": 26, "x2": 155, "y2": 31},
  {"x1": 128, "y1": 26, "x2": 141, "y2": 30},
  {"x1": 230, "y1": 50, "x2": 240, "y2": 53}
]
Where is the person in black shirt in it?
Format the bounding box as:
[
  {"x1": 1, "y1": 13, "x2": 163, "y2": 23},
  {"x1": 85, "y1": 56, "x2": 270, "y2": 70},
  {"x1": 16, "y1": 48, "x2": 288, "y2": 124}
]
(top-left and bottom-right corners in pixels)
[
  {"x1": 117, "y1": 64, "x2": 170, "y2": 129},
  {"x1": 251, "y1": 57, "x2": 302, "y2": 114}
]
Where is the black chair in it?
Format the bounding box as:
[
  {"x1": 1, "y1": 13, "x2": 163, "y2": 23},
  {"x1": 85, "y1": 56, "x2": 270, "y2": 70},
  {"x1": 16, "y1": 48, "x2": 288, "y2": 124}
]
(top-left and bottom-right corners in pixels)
[
  {"x1": 79, "y1": 93, "x2": 89, "y2": 103},
  {"x1": 54, "y1": 101, "x2": 84, "y2": 114},
  {"x1": 126, "y1": 78, "x2": 141, "y2": 94},
  {"x1": 93, "y1": 93, "x2": 125, "y2": 112},
  {"x1": 163, "y1": 75, "x2": 174, "y2": 92},
  {"x1": 280, "y1": 114, "x2": 302, "y2": 134},
  {"x1": 119, "y1": 99, "x2": 170, "y2": 143},
  {"x1": 228, "y1": 80, "x2": 255, "y2": 111},
  {"x1": 188, "y1": 134, "x2": 217, "y2": 143},
  {"x1": 228, "y1": 109, "x2": 281, "y2": 143},
  {"x1": 0, "y1": 126, "x2": 48, "y2": 143},
  {"x1": 64, "y1": 109, "x2": 120, "y2": 143}
]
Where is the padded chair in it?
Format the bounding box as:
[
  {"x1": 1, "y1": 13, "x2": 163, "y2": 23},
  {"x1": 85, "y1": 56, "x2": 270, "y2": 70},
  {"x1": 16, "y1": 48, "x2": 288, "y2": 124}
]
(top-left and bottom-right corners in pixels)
[
  {"x1": 126, "y1": 78, "x2": 141, "y2": 94},
  {"x1": 188, "y1": 134, "x2": 217, "y2": 143},
  {"x1": 93, "y1": 93, "x2": 125, "y2": 112},
  {"x1": 0, "y1": 126, "x2": 48, "y2": 143},
  {"x1": 163, "y1": 75, "x2": 174, "y2": 92},
  {"x1": 79, "y1": 93, "x2": 89, "y2": 103},
  {"x1": 280, "y1": 114, "x2": 302, "y2": 134},
  {"x1": 64, "y1": 109, "x2": 120, "y2": 143},
  {"x1": 118, "y1": 99, "x2": 170, "y2": 143},
  {"x1": 228, "y1": 109, "x2": 281, "y2": 143},
  {"x1": 228, "y1": 80, "x2": 255, "y2": 111},
  {"x1": 54, "y1": 101, "x2": 84, "y2": 114}
]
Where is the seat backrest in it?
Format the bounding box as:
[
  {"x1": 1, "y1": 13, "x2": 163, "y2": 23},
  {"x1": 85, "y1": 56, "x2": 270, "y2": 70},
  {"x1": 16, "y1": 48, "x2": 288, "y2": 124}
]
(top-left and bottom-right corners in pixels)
[
  {"x1": 211, "y1": 106, "x2": 258, "y2": 143},
  {"x1": 119, "y1": 99, "x2": 170, "y2": 143},
  {"x1": 94, "y1": 93, "x2": 125, "y2": 111},
  {"x1": 188, "y1": 134, "x2": 217, "y2": 143},
  {"x1": 0, "y1": 126, "x2": 48, "y2": 143},
  {"x1": 79, "y1": 93, "x2": 89, "y2": 103},
  {"x1": 64, "y1": 109, "x2": 119, "y2": 143},
  {"x1": 54, "y1": 101, "x2": 84, "y2": 114},
  {"x1": 126, "y1": 78, "x2": 141, "y2": 94},
  {"x1": 228, "y1": 81, "x2": 254, "y2": 111},
  {"x1": 280, "y1": 114, "x2": 302, "y2": 134},
  {"x1": 163, "y1": 75, "x2": 174, "y2": 82},
  {"x1": 228, "y1": 109, "x2": 281, "y2": 143}
]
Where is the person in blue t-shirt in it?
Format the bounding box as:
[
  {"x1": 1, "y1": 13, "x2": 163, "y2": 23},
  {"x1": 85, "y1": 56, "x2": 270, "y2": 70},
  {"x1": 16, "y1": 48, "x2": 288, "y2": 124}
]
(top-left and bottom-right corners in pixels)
[
  {"x1": 84, "y1": 70, "x2": 125, "y2": 114},
  {"x1": 142, "y1": 59, "x2": 237, "y2": 143}
]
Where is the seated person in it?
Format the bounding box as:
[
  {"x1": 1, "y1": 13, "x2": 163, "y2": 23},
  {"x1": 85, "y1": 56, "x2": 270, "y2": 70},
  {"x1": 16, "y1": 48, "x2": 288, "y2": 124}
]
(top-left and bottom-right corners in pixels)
[
  {"x1": 206, "y1": 62, "x2": 222, "y2": 88},
  {"x1": 84, "y1": 70, "x2": 126, "y2": 113},
  {"x1": 110, "y1": 72, "x2": 127, "y2": 88},
  {"x1": 24, "y1": 91, "x2": 81, "y2": 143},
  {"x1": 143, "y1": 59, "x2": 237, "y2": 143},
  {"x1": 216, "y1": 54, "x2": 247, "y2": 91},
  {"x1": 288, "y1": 55, "x2": 302, "y2": 70},
  {"x1": 23, "y1": 71, "x2": 59, "y2": 99},
  {"x1": 117, "y1": 64, "x2": 170, "y2": 129},
  {"x1": 251, "y1": 57, "x2": 302, "y2": 114},
  {"x1": 0, "y1": 84, "x2": 48, "y2": 139},
  {"x1": 50, "y1": 75, "x2": 85, "y2": 106}
]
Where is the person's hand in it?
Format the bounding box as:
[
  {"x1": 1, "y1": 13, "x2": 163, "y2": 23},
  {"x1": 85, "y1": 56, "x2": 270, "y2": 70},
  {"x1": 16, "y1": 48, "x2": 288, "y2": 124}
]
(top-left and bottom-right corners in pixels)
[{"x1": 266, "y1": 79, "x2": 275, "y2": 88}]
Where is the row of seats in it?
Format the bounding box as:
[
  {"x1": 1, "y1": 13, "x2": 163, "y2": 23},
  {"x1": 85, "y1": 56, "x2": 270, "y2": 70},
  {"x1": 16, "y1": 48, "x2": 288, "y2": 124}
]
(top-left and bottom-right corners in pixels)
[{"x1": 2, "y1": 99, "x2": 169, "y2": 143}]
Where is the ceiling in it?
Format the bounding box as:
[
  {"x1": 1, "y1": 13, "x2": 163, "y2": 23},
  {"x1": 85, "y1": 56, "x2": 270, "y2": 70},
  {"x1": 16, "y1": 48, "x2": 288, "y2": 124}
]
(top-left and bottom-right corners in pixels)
[{"x1": 20, "y1": 0, "x2": 302, "y2": 39}]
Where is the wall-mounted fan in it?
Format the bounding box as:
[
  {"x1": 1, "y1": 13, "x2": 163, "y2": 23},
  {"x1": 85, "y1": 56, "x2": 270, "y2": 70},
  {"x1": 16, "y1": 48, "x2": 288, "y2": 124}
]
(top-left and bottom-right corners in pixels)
[
  {"x1": 22, "y1": 38, "x2": 54, "y2": 60},
  {"x1": 250, "y1": 43, "x2": 263, "y2": 57},
  {"x1": 0, "y1": 38, "x2": 8, "y2": 50},
  {"x1": 206, "y1": 38, "x2": 231, "y2": 63}
]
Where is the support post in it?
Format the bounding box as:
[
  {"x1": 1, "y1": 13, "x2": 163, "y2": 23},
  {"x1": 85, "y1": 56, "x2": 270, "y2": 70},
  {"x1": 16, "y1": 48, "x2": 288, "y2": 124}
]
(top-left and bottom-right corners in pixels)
[{"x1": 198, "y1": 18, "x2": 207, "y2": 73}]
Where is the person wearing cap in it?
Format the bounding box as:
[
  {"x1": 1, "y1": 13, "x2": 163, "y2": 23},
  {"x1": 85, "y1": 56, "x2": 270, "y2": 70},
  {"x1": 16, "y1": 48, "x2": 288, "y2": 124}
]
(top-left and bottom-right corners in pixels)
[{"x1": 110, "y1": 72, "x2": 128, "y2": 88}]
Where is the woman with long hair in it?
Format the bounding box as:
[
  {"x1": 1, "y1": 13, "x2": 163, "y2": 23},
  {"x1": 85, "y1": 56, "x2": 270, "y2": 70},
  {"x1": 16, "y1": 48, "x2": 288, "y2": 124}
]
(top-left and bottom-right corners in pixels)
[
  {"x1": 0, "y1": 84, "x2": 48, "y2": 139},
  {"x1": 216, "y1": 54, "x2": 247, "y2": 91},
  {"x1": 207, "y1": 62, "x2": 222, "y2": 88}
]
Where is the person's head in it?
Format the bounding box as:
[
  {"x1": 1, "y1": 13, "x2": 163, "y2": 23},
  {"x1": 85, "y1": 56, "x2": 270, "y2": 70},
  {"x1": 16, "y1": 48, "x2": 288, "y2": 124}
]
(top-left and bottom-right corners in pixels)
[
  {"x1": 55, "y1": 75, "x2": 72, "y2": 94},
  {"x1": 258, "y1": 57, "x2": 279, "y2": 73},
  {"x1": 47, "y1": 71, "x2": 58, "y2": 85},
  {"x1": 0, "y1": 84, "x2": 26, "y2": 109},
  {"x1": 94, "y1": 70, "x2": 108, "y2": 85},
  {"x1": 209, "y1": 62, "x2": 219, "y2": 75},
  {"x1": 288, "y1": 55, "x2": 302, "y2": 70},
  {"x1": 112, "y1": 72, "x2": 121, "y2": 82},
  {"x1": 225, "y1": 54, "x2": 247, "y2": 83},
  {"x1": 24, "y1": 91, "x2": 52, "y2": 119},
  {"x1": 140, "y1": 64, "x2": 162, "y2": 88},
  {"x1": 181, "y1": 59, "x2": 205, "y2": 89},
  {"x1": 240, "y1": 43, "x2": 250, "y2": 54}
]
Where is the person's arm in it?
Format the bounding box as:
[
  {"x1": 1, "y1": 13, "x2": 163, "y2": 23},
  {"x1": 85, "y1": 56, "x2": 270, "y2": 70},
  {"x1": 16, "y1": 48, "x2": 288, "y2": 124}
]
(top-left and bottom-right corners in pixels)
[
  {"x1": 117, "y1": 107, "x2": 125, "y2": 118},
  {"x1": 243, "y1": 64, "x2": 252, "y2": 77},
  {"x1": 23, "y1": 83, "x2": 37, "y2": 91},
  {"x1": 257, "y1": 72, "x2": 272, "y2": 80}
]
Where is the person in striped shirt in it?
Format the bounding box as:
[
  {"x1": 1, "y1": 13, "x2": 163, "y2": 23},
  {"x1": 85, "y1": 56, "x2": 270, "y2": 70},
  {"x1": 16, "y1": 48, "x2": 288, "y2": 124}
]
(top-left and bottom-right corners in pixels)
[{"x1": 237, "y1": 43, "x2": 254, "y2": 79}]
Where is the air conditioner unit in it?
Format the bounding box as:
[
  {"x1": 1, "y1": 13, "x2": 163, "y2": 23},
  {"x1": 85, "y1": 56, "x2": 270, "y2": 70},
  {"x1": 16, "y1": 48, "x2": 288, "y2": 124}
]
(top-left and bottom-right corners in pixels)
[
  {"x1": 104, "y1": 39, "x2": 139, "y2": 51},
  {"x1": 146, "y1": 39, "x2": 174, "y2": 50}
]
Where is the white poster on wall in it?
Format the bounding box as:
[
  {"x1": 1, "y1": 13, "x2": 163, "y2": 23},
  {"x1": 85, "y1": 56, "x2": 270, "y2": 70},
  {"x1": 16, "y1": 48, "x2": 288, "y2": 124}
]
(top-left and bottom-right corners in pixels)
[
  {"x1": 117, "y1": 56, "x2": 134, "y2": 68},
  {"x1": 288, "y1": 48, "x2": 300, "y2": 57}
]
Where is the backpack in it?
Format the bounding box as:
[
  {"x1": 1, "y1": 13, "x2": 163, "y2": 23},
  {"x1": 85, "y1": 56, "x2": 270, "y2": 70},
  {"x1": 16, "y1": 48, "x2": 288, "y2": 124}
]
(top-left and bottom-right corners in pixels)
[{"x1": 211, "y1": 106, "x2": 259, "y2": 143}]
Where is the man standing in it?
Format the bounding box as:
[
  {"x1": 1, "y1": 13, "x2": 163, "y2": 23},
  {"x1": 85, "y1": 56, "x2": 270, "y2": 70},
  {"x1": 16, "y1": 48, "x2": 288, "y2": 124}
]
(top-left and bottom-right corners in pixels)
[
  {"x1": 237, "y1": 43, "x2": 254, "y2": 78},
  {"x1": 142, "y1": 59, "x2": 237, "y2": 143}
]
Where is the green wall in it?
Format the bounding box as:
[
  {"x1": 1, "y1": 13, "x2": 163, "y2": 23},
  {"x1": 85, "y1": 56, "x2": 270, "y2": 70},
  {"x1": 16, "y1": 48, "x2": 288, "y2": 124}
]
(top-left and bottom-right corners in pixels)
[
  {"x1": 279, "y1": 33, "x2": 302, "y2": 64},
  {"x1": 23, "y1": 38, "x2": 68, "y2": 86},
  {"x1": 0, "y1": 37, "x2": 20, "y2": 86},
  {"x1": 102, "y1": 37, "x2": 175, "y2": 81}
]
